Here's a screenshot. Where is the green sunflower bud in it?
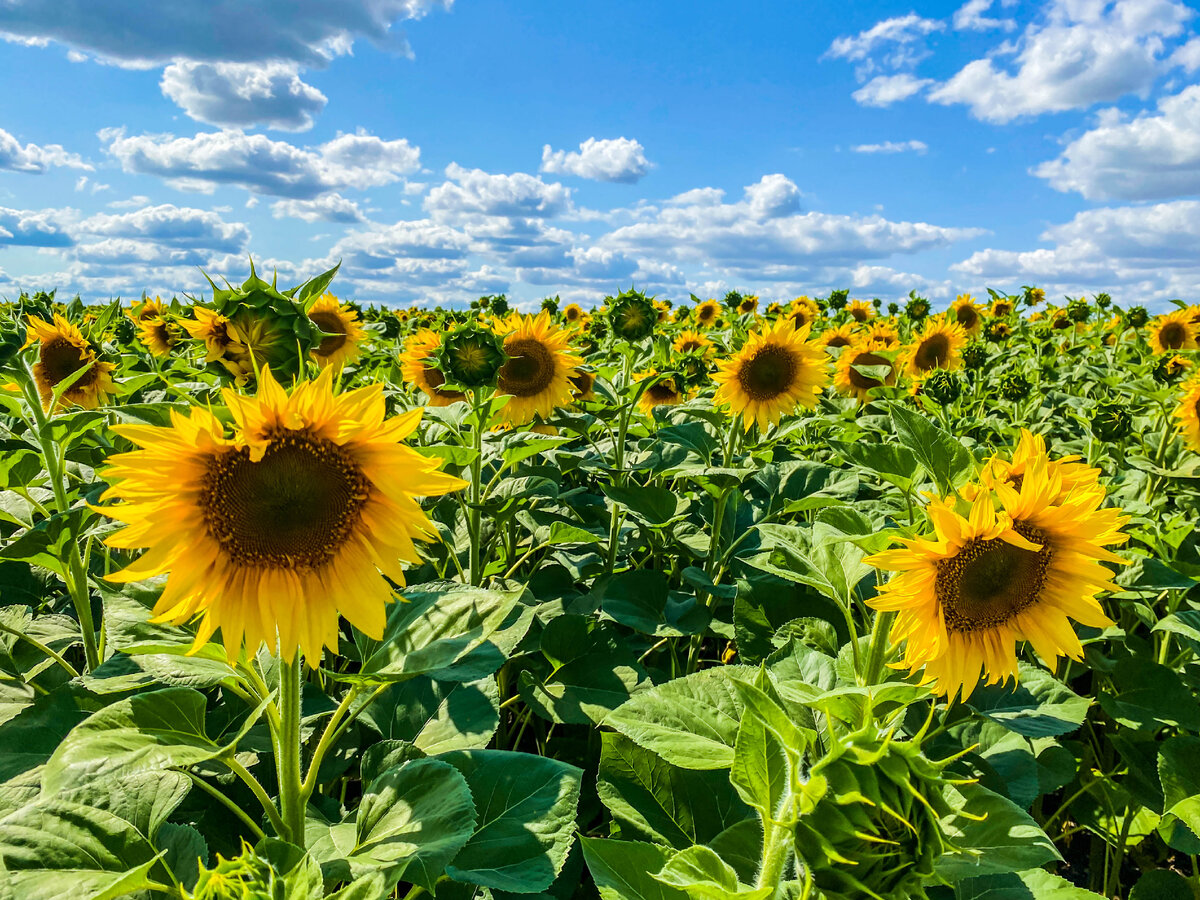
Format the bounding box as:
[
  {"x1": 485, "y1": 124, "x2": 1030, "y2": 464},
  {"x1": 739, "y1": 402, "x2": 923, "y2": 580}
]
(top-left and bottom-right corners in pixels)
[
  {"x1": 923, "y1": 370, "x2": 962, "y2": 405},
  {"x1": 1066, "y1": 297, "x2": 1091, "y2": 323},
  {"x1": 887, "y1": 302, "x2": 900, "y2": 316},
  {"x1": 437, "y1": 322, "x2": 506, "y2": 388},
  {"x1": 191, "y1": 840, "x2": 321, "y2": 900},
  {"x1": 828, "y1": 289, "x2": 850, "y2": 311},
  {"x1": 1091, "y1": 402, "x2": 1131, "y2": 441},
  {"x1": 722, "y1": 290, "x2": 744, "y2": 310},
  {"x1": 961, "y1": 342, "x2": 989, "y2": 370},
  {"x1": 999, "y1": 371, "x2": 1031, "y2": 401},
  {"x1": 1023, "y1": 285, "x2": 1045, "y2": 307},
  {"x1": 1126, "y1": 305, "x2": 1149, "y2": 328},
  {"x1": 609, "y1": 289, "x2": 657, "y2": 342},
  {"x1": 904, "y1": 292, "x2": 929, "y2": 321},
  {"x1": 541, "y1": 295, "x2": 560, "y2": 314},
  {"x1": 1094, "y1": 292, "x2": 1112, "y2": 310},
  {"x1": 113, "y1": 315, "x2": 137, "y2": 345}
]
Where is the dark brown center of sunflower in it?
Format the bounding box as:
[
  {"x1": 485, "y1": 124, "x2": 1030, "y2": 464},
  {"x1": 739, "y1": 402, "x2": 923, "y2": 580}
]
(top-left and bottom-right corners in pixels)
[
  {"x1": 201, "y1": 430, "x2": 370, "y2": 570},
  {"x1": 847, "y1": 352, "x2": 891, "y2": 390},
  {"x1": 737, "y1": 345, "x2": 797, "y2": 401},
  {"x1": 152, "y1": 322, "x2": 174, "y2": 347},
  {"x1": 1160, "y1": 322, "x2": 1186, "y2": 349},
  {"x1": 791, "y1": 311, "x2": 812, "y2": 326},
  {"x1": 826, "y1": 334, "x2": 851, "y2": 348},
  {"x1": 994, "y1": 303, "x2": 1012, "y2": 316},
  {"x1": 739, "y1": 300, "x2": 756, "y2": 312},
  {"x1": 646, "y1": 381, "x2": 679, "y2": 403},
  {"x1": 310, "y1": 311, "x2": 348, "y2": 355},
  {"x1": 914, "y1": 333, "x2": 951, "y2": 371},
  {"x1": 678, "y1": 339, "x2": 703, "y2": 353},
  {"x1": 936, "y1": 523, "x2": 1051, "y2": 633},
  {"x1": 40, "y1": 338, "x2": 97, "y2": 389},
  {"x1": 422, "y1": 365, "x2": 465, "y2": 401},
  {"x1": 565, "y1": 308, "x2": 580, "y2": 321},
  {"x1": 570, "y1": 370, "x2": 594, "y2": 395},
  {"x1": 698, "y1": 306, "x2": 716, "y2": 323},
  {"x1": 851, "y1": 308, "x2": 870, "y2": 322},
  {"x1": 498, "y1": 338, "x2": 555, "y2": 397},
  {"x1": 956, "y1": 306, "x2": 978, "y2": 328}
]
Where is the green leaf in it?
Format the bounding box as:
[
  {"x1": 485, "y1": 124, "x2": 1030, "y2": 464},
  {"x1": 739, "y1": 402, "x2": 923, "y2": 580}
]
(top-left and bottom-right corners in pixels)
[
  {"x1": 968, "y1": 664, "x2": 1090, "y2": 737},
  {"x1": 597, "y1": 733, "x2": 753, "y2": 848},
  {"x1": 937, "y1": 782, "x2": 1060, "y2": 881},
  {"x1": 956, "y1": 868, "x2": 1106, "y2": 899},
  {"x1": 1097, "y1": 657, "x2": 1200, "y2": 731},
  {"x1": 652, "y1": 846, "x2": 772, "y2": 900},
  {"x1": 1153, "y1": 609, "x2": 1200, "y2": 645},
  {"x1": 519, "y1": 657, "x2": 651, "y2": 726},
  {"x1": 604, "y1": 667, "x2": 755, "y2": 770},
  {"x1": 830, "y1": 440, "x2": 921, "y2": 491},
  {"x1": 1161, "y1": 736, "x2": 1200, "y2": 841},
  {"x1": 730, "y1": 710, "x2": 789, "y2": 819},
  {"x1": 580, "y1": 838, "x2": 688, "y2": 900},
  {"x1": 442, "y1": 750, "x2": 582, "y2": 894},
  {"x1": 0, "y1": 688, "x2": 87, "y2": 781},
  {"x1": 603, "y1": 569, "x2": 710, "y2": 637},
  {"x1": 1128, "y1": 869, "x2": 1196, "y2": 900},
  {"x1": 57, "y1": 771, "x2": 191, "y2": 841},
  {"x1": 361, "y1": 677, "x2": 500, "y2": 754},
  {"x1": 889, "y1": 403, "x2": 973, "y2": 492},
  {"x1": 352, "y1": 758, "x2": 476, "y2": 890},
  {"x1": 602, "y1": 483, "x2": 687, "y2": 527}
]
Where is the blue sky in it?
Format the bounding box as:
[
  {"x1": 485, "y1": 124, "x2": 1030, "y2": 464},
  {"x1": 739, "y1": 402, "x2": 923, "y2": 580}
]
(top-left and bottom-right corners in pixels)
[{"x1": 2, "y1": 0, "x2": 1199, "y2": 310}]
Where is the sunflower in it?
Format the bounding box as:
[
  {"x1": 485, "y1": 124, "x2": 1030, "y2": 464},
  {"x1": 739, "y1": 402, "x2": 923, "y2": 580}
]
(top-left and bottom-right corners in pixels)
[
  {"x1": 636, "y1": 369, "x2": 686, "y2": 415},
  {"x1": 130, "y1": 296, "x2": 168, "y2": 323},
  {"x1": 695, "y1": 299, "x2": 721, "y2": 328},
  {"x1": 949, "y1": 294, "x2": 983, "y2": 336},
  {"x1": 1149, "y1": 309, "x2": 1199, "y2": 354},
  {"x1": 399, "y1": 329, "x2": 466, "y2": 407},
  {"x1": 820, "y1": 322, "x2": 857, "y2": 349},
  {"x1": 654, "y1": 299, "x2": 672, "y2": 323},
  {"x1": 183, "y1": 307, "x2": 237, "y2": 363},
  {"x1": 738, "y1": 294, "x2": 760, "y2": 315},
  {"x1": 23, "y1": 314, "x2": 117, "y2": 411},
  {"x1": 713, "y1": 320, "x2": 828, "y2": 431},
  {"x1": 673, "y1": 330, "x2": 715, "y2": 359},
  {"x1": 976, "y1": 429, "x2": 1099, "y2": 502},
  {"x1": 867, "y1": 447, "x2": 1127, "y2": 700},
  {"x1": 847, "y1": 299, "x2": 875, "y2": 323},
  {"x1": 97, "y1": 367, "x2": 465, "y2": 663},
  {"x1": 865, "y1": 320, "x2": 901, "y2": 349},
  {"x1": 788, "y1": 296, "x2": 821, "y2": 330},
  {"x1": 562, "y1": 303, "x2": 589, "y2": 328},
  {"x1": 494, "y1": 312, "x2": 582, "y2": 426},
  {"x1": 570, "y1": 369, "x2": 596, "y2": 401},
  {"x1": 1174, "y1": 372, "x2": 1200, "y2": 452},
  {"x1": 307, "y1": 293, "x2": 366, "y2": 370},
  {"x1": 834, "y1": 342, "x2": 897, "y2": 403},
  {"x1": 902, "y1": 317, "x2": 967, "y2": 378},
  {"x1": 990, "y1": 297, "x2": 1014, "y2": 317},
  {"x1": 137, "y1": 316, "x2": 180, "y2": 358}
]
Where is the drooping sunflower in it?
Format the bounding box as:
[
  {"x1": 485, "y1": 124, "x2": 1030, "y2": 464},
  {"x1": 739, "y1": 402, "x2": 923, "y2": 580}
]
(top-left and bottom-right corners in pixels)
[
  {"x1": 1174, "y1": 372, "x2": 1200, "y2": 452},
  {"x1": 307, "y1": 293, "x2": 366, "y2": 370},
  {"x1": 820, "y1": 322, "x2": 857, "y2": 350},
  {"x1": 695, "y1": 299, "x2": 721, "y2": 328},
  {"x1": 834, "y1": 342, "x2": 897, "y2": 403},
  {"x1": 673, "y1": 330, "x2": 715, "y2": 359},
  {"x1": 867, "y1": 449, "x2": 1127, "y2": 700},
  {"x1": 137, "y1": 316, "x2": 181, "y2": 358},
  {"x1": 949, "y1": 294, "x2": 983, "y2": 336},
  {"x1": 23, "y1": 314, "x2": 117, "y2": 410},
  {"x1": 847, "y1": 299, "x2": 875, "y2": 323},
  {"x1": 713, "y1": 319, "x2": 828, "y2": 431},
  {"x1": 635, "y1": 369, "x2": 686, "y2": 415},
  {"x1": 494, "y1": 312, "x2": 582, "y2": 426},
  {"x1": 902, "y1": 316, "x2": 967, "y2": 378},
  {"x1": 788, "y1": 296, "x2": 821, "y2": 330},
  {"x1": 96, "y1": 367, "x2": 467, "y2": 664},
  {"x1": 183, "y1": 307, "x2": 237, "y2": 363},
  {"x1": 399, "y1": 329, "x2": 466, "y2": 407},
  {"x1": 1149, "y1": 309, "x2": 1199, "y2": 354}
]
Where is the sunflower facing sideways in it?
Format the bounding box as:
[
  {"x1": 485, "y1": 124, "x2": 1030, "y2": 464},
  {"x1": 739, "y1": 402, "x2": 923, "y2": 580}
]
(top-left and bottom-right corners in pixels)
[
  {"x1": 137, "y1": 316, "x2": 181, "y2": 358},
  {"x1": 635, "y1": 369, "x2": 686, "y2": 415},
  {"x1": 713, "y1": 319, "x2": 828, "y2": 431},
  {"x1": 96, "y1": 367, "x2": 467, "y2": 664},
  {"x1": 949, "y1": 294, "x2": 983, "y2": 336},
  {"x1": 1149, "y1": 309, "x2": 1199, "y2": 354},
  {"x1": 820, "y1": 321, "x2": 857, "y2": 350},
  {"x1": 494, "y1": 311, "x2": 582, "y2": 426},
  {"x1": 867, "y1": 440, "x2": 1127, "y2": 700},
  {"x1": 307, "y1": 292, "x2": 366, "y2": 370},
  {"x1": 183, "y1": 307, "x2": 237, "y2": 363},
  {"x1": 902, "y1": 316, "x2": 967, "y2": 378},
  {"x1": 788, "y1": 296, "x2": 821, "y2": 330},
  {"x1": 24, "y1": 314, "x2": 117, "y2": 410},
  {"x1": 834, "y1": 341, "x2": 897, "y2": 403},
  {"x1": 1175, "y1": 371, "x2": 1200, "y2": 452},
  {"x1": 399, "y1": 329, "x2": 466, "y2": 407}
]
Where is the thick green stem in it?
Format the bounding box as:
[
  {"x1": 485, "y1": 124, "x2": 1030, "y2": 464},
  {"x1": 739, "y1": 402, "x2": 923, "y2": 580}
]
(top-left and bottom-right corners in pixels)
[
  {"x1": 276, "y1": 652, "x2": 306, "y2": 847},
  {"x1": 860, "y1": 610, "x2": 895, "y2": 688},
  {"x1": 756, "y1": 811, "x2": 795, "y2": 895},
  {"x1": 468, "y1": 390, "x2": 486, "y2": 585},
  {"x1": 605, "y1": 353, "x2": 636, "y2": 574}
]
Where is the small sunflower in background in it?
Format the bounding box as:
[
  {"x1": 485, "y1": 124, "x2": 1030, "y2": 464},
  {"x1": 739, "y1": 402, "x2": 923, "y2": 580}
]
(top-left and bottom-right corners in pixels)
[
  {"x1": 399, "y1": 329, "x2": 466, "y2": 407},
  {"x1": 868, "y1": 446, "x2": 1127, "y2": 700},
  {"x1": 902, "y1": 316, "x2": 967, "y2": 378},
  {"x1": 713, "y1": 319, "x2": 828, "y2": 431},
  {"x1": 183, "y1": 307, "x2": 238, "y2": 363},
  {"x1": 570, "y1": 368, "x2": 596, "y2": 402},
  {"x1": 1149, "y1": 309, "x2": 1199, "y2": 354},
  {"x1": 834, "y1": 341, "x2": 897, "y2": 403},
  {"x1": 819, "y1": 321, "x2": 857, "y2": 349},
  {"x1": 788, "y1": 296, "x2": 821, "y2": 330},
  {"x1": 137, "y1": 315, "x2": 181, "y2": 358},
  {"x1": 129, "y1": 296, "x2": 168, "y2": 323},
  {"x1": 307, "y1": 293, "x2": 366, "y2": 370},
  {"x1": 990, "y1": 296, "x2": 1015, "y2": 317},
  {"x1": 494, "y1": 312, "x2": 582, "y2": 426},
  {"x1": 865, "y1": 319, "x2": 901, "y2": 349},
  {"x1": 562, "y1": 303, "x2": 589, "y2": 329},
  {"x1": 97, "y1": 367, "x2": 466, "y2": 664},
  {"x1": 1175, "y1": 371, "x2": 1200, "y2": 452},
  {"x1": 847, "y1": 299, "x2": 875, "y2": 323},
  {"x1": 672, "y1": 330, "x2": 715, "y2": 359},
  {"x1": 23, "y1": 314, "x2": 117, "y2": 410},
  {"x1": 949, "y1": 294, "x2": 983, "y2": 336},
  {"x1": 635, "y1": 369, "x2": 686, "y2": 415},
  {"x1": 737, "y1": 294, "x2": 760, "y2": 316},
  {"x1": 653, "y1": 299, "x2": 672, "y2": 323},
  {"x1": 694, "y1": 298, "x2": 721, "y2": 328}
]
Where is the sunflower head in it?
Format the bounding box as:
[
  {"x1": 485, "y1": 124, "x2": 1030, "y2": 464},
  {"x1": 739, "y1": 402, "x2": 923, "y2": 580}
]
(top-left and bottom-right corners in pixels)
[
  {"x1": 437, "y1": 322, "x2": 506, "y2": 388},
  {"x1": 865, "y1": 320, "x2": 901, "y2": 348},
  {"x1": 129, "y1": 296, "x2": 168, "y2": 323},
  {"x1": 923, "y1": 370, "x2": 962, "y2": 406},
  {"x1": 903, "y1": 317, "x2": 967, "y2": 377},
  {"x1": 1150, "y1": 309, "x2": 1199, "y2": 354},
  {"x1": 904, "y1": 292, "x2": 929, "y2": 320},
  {"x1": 1091, "y1": 402, "x2": 1132, "y2": 442},
  {"x1": 714, "y1": 319, "x2": 829, "y2": 430},
  {"x1": 570, "y1": 368, "x2": 596, "y2": 401},
  {"x1": 788, "y1": 296, "x2": 821, "y2": 329},
  {"x1": 24, "y1": 314, "x2": 117, "y2": 411},
  {"x1": 672, "y1": 330, "x2": 714, "y2": 359},
  {"x1": 608, "y1": 290, "x2": 658, "y2": 342},
  {"x1": 827, "y1": 289, "x2": 849, "y2": 311},
  {"x1": 834, "y1": 342, "x2": 897, "y2": 403},
  {"x1": 694, "y1": 298, "x2": 721, "y2": 328},
  {"x1": 984, "y1": 319, "x2": 1012, "y2": 342},
  {"x1": 1125, "y1": 305, "x2": 1149, "y2": 328},
  {"x1": 1066, "y1": 296, "x2": 1091, "y2": 323},
  {"x1": 137, "y1": 316, "x2": 180, "y2": 357},
  {"x1": 494, "y1": 312, "x2": 582, "y2": 426},
  {"x1": 737, "y1": 294, "x2": 759, "y2": 315},
  {"x1": 998, "y1": 370, "x2": 1031, "y2": 401},
  {"x1": 990, "y1": 297, "x2": 1014, "y2": 317},
  {"x1": 562, "y1": 303, "x2": 587, "y2": 326},
  {"x1": 307, "y1": 292, "x2": 366, "y2": 370},
  {"x1": 1153, "y1": 353, "x2": 1191, "y2": 384},
  {"x1": 635, "y1": 368, "x2": 686, "y2": 415},
  {"x1": 1023, "y1": 286, "x2": 1046, "y2": 307},
  {"x1": 950, "y1": 294, "x2": 982, "y2": 335},
  {"x1": 847, "y1": 299, "x2": 874, "y2": 323},
  {"x1": 97, "y1": 367, "x2": 466, "y2": 663},
  {"x1": 1094, "y1": 292, "x2": 1112, "y2": 310},
  {"x1": 400, "y1": 329, "x2": 465, "y2": 406},
  {"x1": 1175, "y1": 372, "x2": 1200, "y2": 452}
]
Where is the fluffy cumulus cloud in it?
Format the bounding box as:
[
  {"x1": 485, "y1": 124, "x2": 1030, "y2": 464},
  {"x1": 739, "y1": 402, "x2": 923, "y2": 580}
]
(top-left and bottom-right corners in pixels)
[
  {"x1": 952, "y1": 0, "x2": 1017, "y2": 32},
  {"x1": 929, "y1": 0, "x2": 1193, "y2": 123},
  {"x1": 852, "y1": 140, "x2": 929, "y2": 154},
  {"x1": 540, "y1": 137, "x2": 653, "y2": 184},
  {"x1": 77, "y1": 204, "x2": 250, "y2": 253},
  {"x1": 1035, "y1": 85, "x2": 1200, "y2": 200},
  {"x1": 825, "y1": 14, "x2": 945, "y2": 78},
  {"x1": 425, "y1": 164, "x2": 572, "y2": 219},
  {"x1": 271, "y1": 194, "x2": 365, "y2": 223},
  {"x1": 953, "y1": 200, "x2": 1200, "y2": 302},
  {"x1": 852, "y1": 73, "x2": 933, "y2": 107},
  {"x1": 0, "y1": 206, "x2": 76, "y2": 247},
  {"x1": 100, "y1": 128, "x2": 420, "y2": 199},
  {"x1": 0, "y1": 126, "x2": 91, "y2": 173},
  {"x1": 160, "y1": 62, "x2": 328, "y2": 131}
]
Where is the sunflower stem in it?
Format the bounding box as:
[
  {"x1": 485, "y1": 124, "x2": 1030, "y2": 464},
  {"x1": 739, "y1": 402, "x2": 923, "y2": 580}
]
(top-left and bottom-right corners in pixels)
[
  {"x1": 468, "y1": 389, "x2": 487, "y2": 585},
  {"x1": 276, "y1": 652, "x2": 306, "y2": 847},
  {"x1": 605, "y1": 351, "x2": 636, "y2": 574}
]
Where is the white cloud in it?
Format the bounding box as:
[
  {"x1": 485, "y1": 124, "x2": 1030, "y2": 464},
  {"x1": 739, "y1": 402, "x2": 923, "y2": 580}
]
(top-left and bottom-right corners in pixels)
[
  {"x1": 929, "y1": 0, "x2": 1192, "y2": 123},
  {"x1": 540, "y1": 137, "x2": 653, "y2": 184},
  {"x1": 825, "y1": 14, "x2": 945, "y2": 78},
  {"x1": 1170, "y1": 36, "x2": 1200, "y2": 71},
  {"x1": 425, "y1": 163, "x2": 571, "y2": 218},
  {"x1": 78, "y1": 203, "x2": 250, "y2": 253},
  {"x1": 0, "y1": 127, "x2": 91, "y2": 173},
  {"x1": 272, "y1": 193, "x2": 365, "y2": 223},
  {"x1": 100, "y1": 127, "x2": 420, "y2": 199},
  {"x1": 851, "y1": 139, "x2": 929, "y2": 154},
  {"x1": 744, "y1": 174, "x2": 802, "y2": 218},
  {"x1": 852, "y1": 73, "x2": 933, "y2": 106},
  {"x1": 161, "y1": 61, "x2": 328, "y2": 131},
  {"x1": 108, "y1": 195, "x2": 151, "y2": 209},
  {"x1": 0, "y1": 0, "x2": 451, "y2": 67},
  {"x1": 0, "y1": 206, "x2": 76, "y2": 247},
  {"x1": 952, "y1": 0, "x2": 1017, "y2": 32},
  {"x1": 1035, "y1": 85, "x2": 1200, "y2": 200}
]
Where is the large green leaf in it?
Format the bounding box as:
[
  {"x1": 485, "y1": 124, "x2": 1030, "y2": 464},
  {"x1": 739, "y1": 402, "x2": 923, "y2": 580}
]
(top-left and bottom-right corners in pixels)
[
  {"x1": 361, "y1": 677, "x2": 500, "y2": 754},
  {"x1": 956, "y1": 868, "x2": 1105, "y2": 898},
  {"x1": 442, "y1": 750, "x2": 581, "y2": 893},
  {"x1": 0, "y1": 689, "x2": 87, "y2": 781},
  {"x1": 652, "y1": 845, "x2": 772, "y2": 899},
  {"x1": 889, "y1": 403, "x2": 973, "y2": 492},
  {"x1": 604, "y1": 667, "x2": 755, "y2": 770},
  {"x1": 968, "y1": 664, "x2": 1090, "y2": 737},
  {"x1": 580, "y1": 838, "x2": 688, "y2": 900},
  {"x1": 936, "y1": 782, "x2": 1060, "y2": 881},
  {"x1": 1097, "y1": 657, "x2": 1200, "y2": 731}
]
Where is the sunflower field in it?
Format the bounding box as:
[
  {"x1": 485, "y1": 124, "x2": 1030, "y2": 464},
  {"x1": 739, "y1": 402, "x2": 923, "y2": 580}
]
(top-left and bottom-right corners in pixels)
[{"x1": 1, "y1": 267, "x2": 1200, "y2": 900}]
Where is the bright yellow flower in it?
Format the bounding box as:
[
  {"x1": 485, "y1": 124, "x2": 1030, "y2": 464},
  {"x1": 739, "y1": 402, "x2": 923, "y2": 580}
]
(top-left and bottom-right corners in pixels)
[
  {"x1": 494, "y1": 312, "x2": 582, "y2": 426},
  {"x1": 23, "y1": 314, "x2": 116, "y2": 411},
  {"x1": 307, "y1": 293, "x2": 366, "y2": 370},
  {"x1": 713, "y1": 319, "x2": 828, "y2": 431}
]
